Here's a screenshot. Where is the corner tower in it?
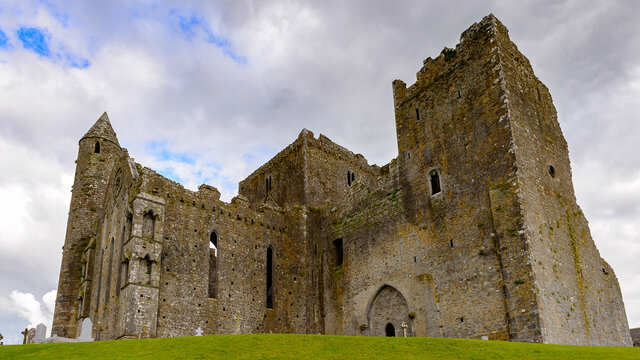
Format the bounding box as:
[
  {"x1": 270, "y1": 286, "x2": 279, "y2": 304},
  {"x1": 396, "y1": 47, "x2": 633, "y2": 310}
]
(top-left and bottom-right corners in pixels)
[
  {"x1": 392, "y1": 14, "x2": 631, "y2": 345},
  {"x1": 52, "y1": 112, "x2": 122, "y2": 337}
]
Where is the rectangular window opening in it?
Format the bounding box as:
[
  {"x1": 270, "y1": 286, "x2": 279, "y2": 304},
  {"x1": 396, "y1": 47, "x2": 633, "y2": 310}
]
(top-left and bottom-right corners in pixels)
[
  {"x1": 333, "y1": 238, "x2": 343, "y2": 266},
  {"x1": 430, "y1": 172, "x2": 441, "y2": 195},
  {"x1": 266, "y1": 247, "x2": 273, "y2": 309}
]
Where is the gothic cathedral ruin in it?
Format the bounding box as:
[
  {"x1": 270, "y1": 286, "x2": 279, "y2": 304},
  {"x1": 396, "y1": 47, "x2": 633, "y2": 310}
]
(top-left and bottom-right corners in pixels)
[{"x1": 52, "y1": 15, "x2": 633, "y2": 345}]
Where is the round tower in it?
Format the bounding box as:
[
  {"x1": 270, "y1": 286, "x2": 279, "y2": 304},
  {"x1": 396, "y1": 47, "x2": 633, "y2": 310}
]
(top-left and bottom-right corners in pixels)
[{"x1": 52, "y1": 112, "x2": 122, "y2": 338}]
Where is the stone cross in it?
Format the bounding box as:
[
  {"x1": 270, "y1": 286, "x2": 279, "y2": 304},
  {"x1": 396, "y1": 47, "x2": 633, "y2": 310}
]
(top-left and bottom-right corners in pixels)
[
  {"x1": 0, "y1": 332, "x2": 4, "y2": 345},
  {"x1": 195, "y1": 327, "x2": 203, "y2": 336},
  {"x1": 21, "y1": 328, "x2": 29, "y2": 344},
  {"x1": 401, "y1": 321, "x2": 408, "y2": 338}
]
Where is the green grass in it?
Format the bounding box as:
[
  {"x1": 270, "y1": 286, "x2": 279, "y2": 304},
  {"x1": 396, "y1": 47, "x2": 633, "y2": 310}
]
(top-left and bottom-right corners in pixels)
[{"x1": 0, "y1": 334, "x2": 638, "y2": 360}]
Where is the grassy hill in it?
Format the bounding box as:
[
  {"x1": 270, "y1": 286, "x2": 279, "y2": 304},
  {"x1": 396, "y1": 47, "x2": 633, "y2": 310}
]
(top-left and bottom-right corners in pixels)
[{"x1": 0, "y1": 334, "x2": 638, "y2": 359}]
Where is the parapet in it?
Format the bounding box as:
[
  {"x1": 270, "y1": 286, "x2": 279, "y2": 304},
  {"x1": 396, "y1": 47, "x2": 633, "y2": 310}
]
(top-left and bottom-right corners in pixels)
[{"x1": 393, "y1": 14, "x2": 509, "y2": 106}]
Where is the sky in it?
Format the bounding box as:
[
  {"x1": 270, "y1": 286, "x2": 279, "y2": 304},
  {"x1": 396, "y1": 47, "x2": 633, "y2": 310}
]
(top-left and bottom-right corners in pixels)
[{"x1": 0, "y1": 0, "x2": 638, "y2": 345}]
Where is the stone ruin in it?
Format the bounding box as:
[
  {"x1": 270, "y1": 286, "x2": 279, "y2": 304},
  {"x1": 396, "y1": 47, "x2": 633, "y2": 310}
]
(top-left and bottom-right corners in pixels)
[{"x1": 50, "y1": 14, "x2": 633, "y2": 346}]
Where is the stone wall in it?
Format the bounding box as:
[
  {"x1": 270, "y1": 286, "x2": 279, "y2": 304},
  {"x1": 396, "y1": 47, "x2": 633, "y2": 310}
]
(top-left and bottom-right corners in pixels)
[
  {"x1": 240, "y1": 129, "x2": 380, "y2": 209},
  {"x1": 52, "y1": 15, "x2": 632, "y2": 346},
  {"x1": 488, "y1": 16, "x2": 632, "y2": 346},
  {"x1": 86, "y1": 161, "x2": 319, "y2": 339}
]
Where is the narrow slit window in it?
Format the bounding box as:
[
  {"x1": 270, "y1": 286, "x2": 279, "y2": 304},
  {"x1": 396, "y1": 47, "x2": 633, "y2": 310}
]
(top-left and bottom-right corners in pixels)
[
  {"x1": 77, "y1": 296, "x2": 84, "y2": 319},
  {"x1": 333, "y1": 238, "x2": 343, "y2": 266},
  {"x1": 266, "y1": 247, "x2": 274, "y2": 309},
  {"x1": 208, "y1": 231, "x2": 218, "y2": 298},
  {"x1": 96, "y1": 249, "x2": 104, "y2": 310},
  {"x1": 430, "y1": 171, "x2": 441, "y2": 195},
  {"x1": 116, "y1": 225, "x2": 125, "y2": 295},
  {"x1": 415, "y1": 108, "x2": 420, "y2": 120},
  {"x1": 269, "y1": 176, "x2": 272, "y2": 191},
  {"x1": 94, "y1": 141, "x2": 100, "y2": 153},
  {"x1": 144, "y1": 255, "x2": 152, "y2": 284},
  {"x1": 210, "y1": 231, "x2": 218, "y2": 255},
  {"x1": 450, "y1": 239, "x2": 454, "y2": 248},
  {"x1": 122, "y1": 258, "x2": 129, "y2": 288},
  {"x1": 266, "y1": 177, "x2": 269, "y2": 194},
  {"x1": 105, "y1": 238, "x2": 115, "y2": 301},
  {"x1": 347, "y1": 171, "x2": 352, "y2": 187}
]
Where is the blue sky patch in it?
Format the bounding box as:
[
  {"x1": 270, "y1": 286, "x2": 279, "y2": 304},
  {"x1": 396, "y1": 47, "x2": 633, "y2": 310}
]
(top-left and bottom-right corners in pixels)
[
  {"x1": 177, "y1": 14, "x2": 202, "y2": 39},
  {"x1": 38, "y1": 0, "x2": 69, "y2": 27},
  {"x1": 0, "y1": 29, "x2": 8, "y2": 48},
  {"x1": 173, "y1": 12, "x2": 247, "y2": 65},
  {"x1": 147, "y1": 140, "x2": 197, "y2": 165},
  {"x1": 17, "y1": 27, "x2": 50, "y2": 57},
  {"x1": 64, "y1": 52, "x2": 90, "y2": 68}
]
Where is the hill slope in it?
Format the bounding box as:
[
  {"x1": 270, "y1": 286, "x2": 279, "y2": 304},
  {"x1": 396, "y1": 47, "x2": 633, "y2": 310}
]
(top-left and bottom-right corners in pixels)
[{"x1": 0, "y1": 334, "x2": 638, "y2": 359}]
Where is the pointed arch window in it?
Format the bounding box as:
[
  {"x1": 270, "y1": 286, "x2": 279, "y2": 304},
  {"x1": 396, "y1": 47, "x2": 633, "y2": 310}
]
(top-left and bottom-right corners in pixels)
[
  {"x1": 142, "y1": 210, "x2": 156, "y2": 240},
  {"x1": 347, "y1": 171, "x2": 355, "y2": 187},
  {"x1": 265, "y1": 176, "x2": 272, "y2": 194}
]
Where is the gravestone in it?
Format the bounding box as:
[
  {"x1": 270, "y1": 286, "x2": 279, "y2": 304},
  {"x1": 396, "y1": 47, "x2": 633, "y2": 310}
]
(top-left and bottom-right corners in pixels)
[
  {"x1": 195, "y1": 327, "x2": 203, "y2": 336},
  {"x1": 78, "y1": 318, "x2": 94, "y2": 342},
  {"x1": 34, "y1": 323, "x2": 47, "y2": 344},
  {"x1": 27, "y1": 328, "x2": 35, "y2": 344}
]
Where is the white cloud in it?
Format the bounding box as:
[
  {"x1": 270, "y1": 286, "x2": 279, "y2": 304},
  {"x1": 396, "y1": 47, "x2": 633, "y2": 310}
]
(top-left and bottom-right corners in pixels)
[{"x1": 0, "y1": 290, "x2": 56, "y2": 336}]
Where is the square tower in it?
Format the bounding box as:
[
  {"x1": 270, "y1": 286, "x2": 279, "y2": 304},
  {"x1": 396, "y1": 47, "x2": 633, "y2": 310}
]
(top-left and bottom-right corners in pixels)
[{"x1": 392, "y1": 14, "x2": 631, "y2": 345}]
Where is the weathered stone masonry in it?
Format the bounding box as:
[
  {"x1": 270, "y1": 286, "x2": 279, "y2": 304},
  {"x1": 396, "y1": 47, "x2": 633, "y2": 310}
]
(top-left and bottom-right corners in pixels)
[{"x1": 52, "y1": 14, "x2": 633, "y2": 346}]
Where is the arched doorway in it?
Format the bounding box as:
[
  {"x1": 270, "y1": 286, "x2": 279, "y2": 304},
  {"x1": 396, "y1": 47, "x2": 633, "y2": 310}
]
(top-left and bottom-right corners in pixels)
[
  {"x1": 365, "y1": 285, "x2": 412, "y2": 337},
  {"x1": 385, "y1": 323, "x2": 395, "y2": 337}
]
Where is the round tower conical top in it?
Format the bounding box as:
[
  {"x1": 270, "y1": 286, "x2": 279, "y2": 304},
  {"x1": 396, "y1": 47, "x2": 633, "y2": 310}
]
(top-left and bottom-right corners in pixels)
[{"x1": 82, "y1": 111, "x2": 120, "y2": 147}]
